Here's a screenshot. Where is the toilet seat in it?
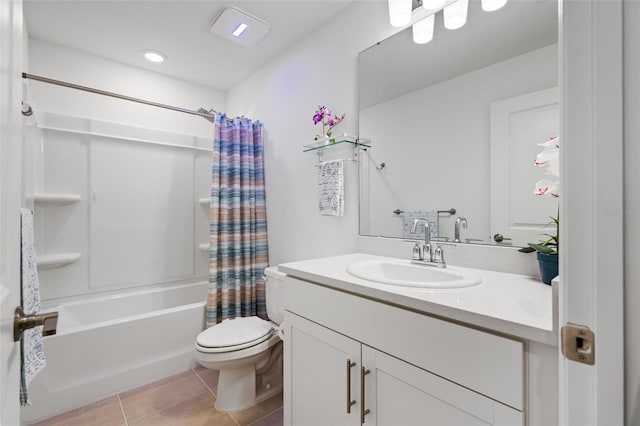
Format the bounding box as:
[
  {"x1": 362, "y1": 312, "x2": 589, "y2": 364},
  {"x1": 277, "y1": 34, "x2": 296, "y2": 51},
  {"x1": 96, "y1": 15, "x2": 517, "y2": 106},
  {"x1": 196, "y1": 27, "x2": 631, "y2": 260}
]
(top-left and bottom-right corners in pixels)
[{"x1": 196, "y1": 316, "x2": 275, "y2": 353}]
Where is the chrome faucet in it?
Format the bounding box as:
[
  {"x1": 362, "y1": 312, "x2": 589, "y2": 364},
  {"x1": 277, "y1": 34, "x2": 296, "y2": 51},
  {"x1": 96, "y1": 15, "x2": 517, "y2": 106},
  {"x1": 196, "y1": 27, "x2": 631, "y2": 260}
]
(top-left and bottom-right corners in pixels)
[
  {"x1": 410, "y1": 218, "x2": 445, "y2": 268},
  {"x1": 454, "y1": 217, "x2": 468, "y2": 243},
  {"x1": 411, "y1": 218, "x2": 431, "y2": 261}
]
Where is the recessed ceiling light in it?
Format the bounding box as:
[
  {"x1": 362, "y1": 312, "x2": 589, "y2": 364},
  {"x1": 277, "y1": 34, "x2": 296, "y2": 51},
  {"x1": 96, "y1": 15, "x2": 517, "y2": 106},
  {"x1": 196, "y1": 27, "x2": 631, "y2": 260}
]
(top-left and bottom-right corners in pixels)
[
  {"x1": 232, "y1": 23, "x2": 248, "y2": 37},
  {"x1": 143, "y1": 50, "x2": 167, "y2": 63},
  {"x1": 210, "y1": 7, "x2": 269, "y2": 47}
]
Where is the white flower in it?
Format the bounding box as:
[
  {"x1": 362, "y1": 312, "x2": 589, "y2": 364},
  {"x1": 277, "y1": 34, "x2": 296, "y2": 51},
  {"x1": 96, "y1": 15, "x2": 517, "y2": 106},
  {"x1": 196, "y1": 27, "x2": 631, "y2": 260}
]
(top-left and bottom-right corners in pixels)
[
  {"x1": 534, "y1": 179, "x2": 559, "y2": 198},
  {"x1": 534, "y1": 136, "x2": 559, "y2": 197}
]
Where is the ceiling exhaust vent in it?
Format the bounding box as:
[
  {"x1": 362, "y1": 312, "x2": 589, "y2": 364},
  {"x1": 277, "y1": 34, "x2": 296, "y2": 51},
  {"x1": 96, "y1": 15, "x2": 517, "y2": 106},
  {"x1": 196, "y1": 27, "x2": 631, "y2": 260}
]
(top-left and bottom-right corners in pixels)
[{"x1": 210, "y1": 7, "x2": 270, "y2": 47}]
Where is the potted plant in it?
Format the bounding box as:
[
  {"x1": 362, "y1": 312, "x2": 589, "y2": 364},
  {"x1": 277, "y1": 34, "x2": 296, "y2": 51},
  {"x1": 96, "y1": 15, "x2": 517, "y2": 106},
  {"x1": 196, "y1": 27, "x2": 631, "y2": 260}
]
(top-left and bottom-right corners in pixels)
[
  {"x1": 519, "y1": 216, "x2": 558, "y2": 284},
  {"x1": 518, "y1": 136, "x2": 559, "y2": 285}
]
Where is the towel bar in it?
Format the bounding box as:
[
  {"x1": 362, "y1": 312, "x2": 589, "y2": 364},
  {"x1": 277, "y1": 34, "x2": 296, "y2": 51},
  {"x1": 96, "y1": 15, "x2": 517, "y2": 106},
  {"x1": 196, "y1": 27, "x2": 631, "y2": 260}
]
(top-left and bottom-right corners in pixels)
[{"x1": 393, "y1": 208, "x2": 456, "y2": 216}]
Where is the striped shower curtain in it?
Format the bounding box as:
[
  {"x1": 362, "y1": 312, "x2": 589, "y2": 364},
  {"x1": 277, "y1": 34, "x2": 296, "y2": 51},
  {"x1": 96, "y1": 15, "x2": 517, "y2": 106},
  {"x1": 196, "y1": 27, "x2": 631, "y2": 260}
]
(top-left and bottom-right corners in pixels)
[{"x1": 206, "y1": 114, "x2": 269, "y2": 327}]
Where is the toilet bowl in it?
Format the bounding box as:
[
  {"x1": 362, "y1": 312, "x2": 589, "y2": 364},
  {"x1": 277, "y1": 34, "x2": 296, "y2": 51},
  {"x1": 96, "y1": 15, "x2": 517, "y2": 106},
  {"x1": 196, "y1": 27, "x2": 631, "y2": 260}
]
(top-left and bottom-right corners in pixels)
[{"x1": 194, "y1": 266, "x2": 285, "y2": 412}]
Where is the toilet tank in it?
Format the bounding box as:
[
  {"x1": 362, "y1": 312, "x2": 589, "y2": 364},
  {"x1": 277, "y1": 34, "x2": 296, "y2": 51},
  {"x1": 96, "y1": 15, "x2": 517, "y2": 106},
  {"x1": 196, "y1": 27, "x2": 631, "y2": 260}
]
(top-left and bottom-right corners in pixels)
[{"x1": 264, "y1": 266, "x2": 285, "y2": 325}]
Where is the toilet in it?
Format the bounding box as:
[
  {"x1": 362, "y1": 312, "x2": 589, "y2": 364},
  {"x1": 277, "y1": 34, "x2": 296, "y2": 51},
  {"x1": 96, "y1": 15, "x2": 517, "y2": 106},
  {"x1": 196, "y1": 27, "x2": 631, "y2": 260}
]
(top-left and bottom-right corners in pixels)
[{"x1": 194, "y1": 266, "x2": 285, "y2": 412}]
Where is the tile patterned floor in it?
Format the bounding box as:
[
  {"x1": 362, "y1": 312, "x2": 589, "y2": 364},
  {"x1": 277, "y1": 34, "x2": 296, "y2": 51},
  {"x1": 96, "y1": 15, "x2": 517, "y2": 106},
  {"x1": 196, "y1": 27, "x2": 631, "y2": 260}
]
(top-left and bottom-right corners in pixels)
[{"x1": 31, "y1": 367, "x2": 283, "y2": 426}]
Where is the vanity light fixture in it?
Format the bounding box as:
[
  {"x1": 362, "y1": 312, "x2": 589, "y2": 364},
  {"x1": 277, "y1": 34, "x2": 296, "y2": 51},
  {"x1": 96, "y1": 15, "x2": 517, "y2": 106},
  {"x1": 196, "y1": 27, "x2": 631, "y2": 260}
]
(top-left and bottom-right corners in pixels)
[
  {"x1": 388, "y1": 0, "x2": 413, "y2": 27},
  {"x1": 444, "y1": 0, "x2": 469, "y2": 30},
  {"x1": 412, "y1": 14, "x2": 435, "y2": 44},
  {"x1": 481, "y1": 0, "x2": 508, "y2": 12},
  {"x1": 391, "y1": 0, "x2": 507, "y2": 44},
  {"x1": 143, "y1": 50, "x2": 167, "y2": 63}
]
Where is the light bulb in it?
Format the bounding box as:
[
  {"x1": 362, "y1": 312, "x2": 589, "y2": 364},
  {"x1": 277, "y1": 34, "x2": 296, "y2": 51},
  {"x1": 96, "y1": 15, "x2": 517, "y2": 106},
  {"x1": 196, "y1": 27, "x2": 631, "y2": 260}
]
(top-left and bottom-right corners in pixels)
[
  {"x1": 481, "y1": 0, "x2": 508, "y2": 12},
  {"x1": 388, "y1": 0, "x2": 412, "y2": 27},
  {"x1": 422, "y1": 0, "x2": 447, "y2": 10},
  {"x1": 412, "y1": 15, "x2": 435, "y2": 44},
  {"x1": 444, "y1": 0, "x2": 469, "y2": 30}
]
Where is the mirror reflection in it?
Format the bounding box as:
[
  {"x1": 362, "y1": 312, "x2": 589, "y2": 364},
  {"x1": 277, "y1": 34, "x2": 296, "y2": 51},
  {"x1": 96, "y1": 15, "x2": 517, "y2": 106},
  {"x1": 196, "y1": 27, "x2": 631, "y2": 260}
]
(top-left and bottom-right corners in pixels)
[{"x1": 358, "y1": 0, "x2": 558, "y2": 247}]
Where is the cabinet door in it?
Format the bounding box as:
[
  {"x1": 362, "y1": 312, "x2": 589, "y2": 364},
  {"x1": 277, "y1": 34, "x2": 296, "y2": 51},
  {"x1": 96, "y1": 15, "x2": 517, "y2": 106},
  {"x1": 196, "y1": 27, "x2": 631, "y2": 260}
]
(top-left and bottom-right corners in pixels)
[
  {"x1": 362, "y1": 346, "x2": 523, "y2": 426},
  {"x1": 284, "y1": 312, "x2": 361, "y2": 426}
]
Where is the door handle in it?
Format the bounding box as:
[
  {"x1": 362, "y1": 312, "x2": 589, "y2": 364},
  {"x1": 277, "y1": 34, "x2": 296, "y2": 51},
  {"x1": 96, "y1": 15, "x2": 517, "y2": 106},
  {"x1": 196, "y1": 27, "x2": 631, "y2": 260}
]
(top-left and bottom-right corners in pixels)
[
  {"x1": 493, "y1": 233, "x2": 512, "y2": 243},
  {"x1": 14, "y1": 306, "x2": 58, "y2": 342}
]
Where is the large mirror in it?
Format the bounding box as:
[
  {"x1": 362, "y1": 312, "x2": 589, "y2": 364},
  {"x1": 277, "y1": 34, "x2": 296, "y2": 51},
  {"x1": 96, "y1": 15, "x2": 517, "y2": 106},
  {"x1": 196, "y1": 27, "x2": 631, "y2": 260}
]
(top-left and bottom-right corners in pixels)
[{"x1": 358, "y1": 0, "x2": 559, "y2": 247}]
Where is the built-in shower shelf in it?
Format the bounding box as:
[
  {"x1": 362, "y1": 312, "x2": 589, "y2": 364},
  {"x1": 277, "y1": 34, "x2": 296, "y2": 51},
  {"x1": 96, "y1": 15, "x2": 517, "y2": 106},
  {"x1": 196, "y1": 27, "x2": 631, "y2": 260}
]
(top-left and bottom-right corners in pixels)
[
  {"x1": 198, "y1": 243, "x2": 210, "y2": 251},
  {"x1": 37, "y1": 253, "x2": 81, "y2": 269},
  {"x1": 30, "y1": 193, "x2": 82, "y2": 204},
  {"x1": 198, "y1": 198, "x2": 210, "y2": 206}
]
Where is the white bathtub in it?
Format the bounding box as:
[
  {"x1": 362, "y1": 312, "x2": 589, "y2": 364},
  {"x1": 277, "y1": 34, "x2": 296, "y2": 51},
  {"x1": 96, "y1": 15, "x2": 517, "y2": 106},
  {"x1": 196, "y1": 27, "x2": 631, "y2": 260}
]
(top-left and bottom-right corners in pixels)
[{"x1": 21, "y1": 281, "x2": 208, "y2": 424}]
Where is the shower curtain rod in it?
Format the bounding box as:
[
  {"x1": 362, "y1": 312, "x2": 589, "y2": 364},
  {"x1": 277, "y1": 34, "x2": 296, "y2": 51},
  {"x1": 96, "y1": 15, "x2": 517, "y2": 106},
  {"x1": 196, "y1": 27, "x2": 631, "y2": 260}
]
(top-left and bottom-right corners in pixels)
[{"x1": 21, "y1": 73, "x2": 217, "y2": 121}]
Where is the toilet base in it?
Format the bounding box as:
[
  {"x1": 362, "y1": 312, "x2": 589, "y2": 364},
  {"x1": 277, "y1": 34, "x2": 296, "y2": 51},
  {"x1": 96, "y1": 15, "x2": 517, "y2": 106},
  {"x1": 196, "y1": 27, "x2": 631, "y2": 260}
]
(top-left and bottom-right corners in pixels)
[
  {"x1": 214, "y1": 368, "x2": 283, "y2": 413},
  {"x1": 215, "y1": 365, "x2": 256, "y2": 412},
  {"x1": 213, "y1": 341, "x2": 283, "y2": 412}
]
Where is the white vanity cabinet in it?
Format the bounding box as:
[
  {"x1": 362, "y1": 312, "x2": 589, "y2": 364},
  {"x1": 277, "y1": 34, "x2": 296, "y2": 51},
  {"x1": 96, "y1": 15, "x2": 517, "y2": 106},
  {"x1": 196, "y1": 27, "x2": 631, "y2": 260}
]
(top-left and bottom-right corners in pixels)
[
  {"x1": 285, "y1": 312, "x2": 361, "y2": 426},
  {"x1": 362, "y1": 346, "x2": 522, "y2": 426},
  {"x1": 283, "y1": 276, "x2": 525, "y2": 426}
]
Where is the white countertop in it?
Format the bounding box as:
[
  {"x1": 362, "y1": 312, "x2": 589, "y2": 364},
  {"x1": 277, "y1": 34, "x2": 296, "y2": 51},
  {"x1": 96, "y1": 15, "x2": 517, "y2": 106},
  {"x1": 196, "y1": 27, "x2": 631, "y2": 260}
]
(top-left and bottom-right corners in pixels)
[{"x1": 279, "y1": 253, "x2": 557, "y2": 346}]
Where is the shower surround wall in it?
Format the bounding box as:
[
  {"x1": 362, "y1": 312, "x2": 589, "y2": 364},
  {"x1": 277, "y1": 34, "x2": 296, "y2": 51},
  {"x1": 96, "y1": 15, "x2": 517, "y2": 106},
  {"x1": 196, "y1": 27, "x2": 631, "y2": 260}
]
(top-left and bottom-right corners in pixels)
[
  {"x1": 21, "y1": 38, "x2": 227, "y2": 420},
  {"x1": 28, "y1": 113, "x2": 212, "y2": 301},
  {"x1": 26, "y1": 39, "x2": 226, "y2": 300}
]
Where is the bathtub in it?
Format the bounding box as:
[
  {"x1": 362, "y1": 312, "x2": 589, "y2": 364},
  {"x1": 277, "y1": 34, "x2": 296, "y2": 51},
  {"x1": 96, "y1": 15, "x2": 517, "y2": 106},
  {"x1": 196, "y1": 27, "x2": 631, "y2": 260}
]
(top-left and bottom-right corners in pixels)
[{"x1": 21, "y1": 281, "x2": 208, "y2": 424}]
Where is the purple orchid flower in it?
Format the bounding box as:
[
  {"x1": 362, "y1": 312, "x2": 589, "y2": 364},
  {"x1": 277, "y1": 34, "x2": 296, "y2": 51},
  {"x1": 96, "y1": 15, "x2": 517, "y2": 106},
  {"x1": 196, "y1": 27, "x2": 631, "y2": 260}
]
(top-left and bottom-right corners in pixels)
[{"x1": 313, "y1": 106, "x2": 345, "y2": 141}]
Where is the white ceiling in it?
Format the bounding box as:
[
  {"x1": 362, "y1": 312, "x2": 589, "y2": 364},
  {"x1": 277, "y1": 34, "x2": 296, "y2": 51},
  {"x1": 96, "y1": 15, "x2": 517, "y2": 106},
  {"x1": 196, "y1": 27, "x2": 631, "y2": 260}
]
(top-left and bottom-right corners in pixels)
[{"x1": 24, "y1": 0, "x2": 354, "y2": 91}]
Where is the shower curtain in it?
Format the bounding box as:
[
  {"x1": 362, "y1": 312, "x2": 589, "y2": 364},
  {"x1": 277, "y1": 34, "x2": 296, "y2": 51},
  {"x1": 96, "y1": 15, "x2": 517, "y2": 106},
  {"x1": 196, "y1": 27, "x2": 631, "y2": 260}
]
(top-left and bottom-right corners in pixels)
[{"x1": 206, "y1": 114, "x2": 269, "y2": 327}]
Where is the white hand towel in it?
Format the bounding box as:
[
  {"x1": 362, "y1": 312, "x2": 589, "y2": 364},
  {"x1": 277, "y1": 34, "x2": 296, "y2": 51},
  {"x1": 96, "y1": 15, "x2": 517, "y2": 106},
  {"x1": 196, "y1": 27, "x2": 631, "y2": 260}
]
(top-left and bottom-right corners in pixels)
[
  {"x1": 317, "y1": 160, "x2": 344, "y2": 216},
  {"x1": 20, "y1": 209, "x2": 46, "y2": 406},
  {"x1": 402, "y1": 210, "x2": 439, "y2": 239}
]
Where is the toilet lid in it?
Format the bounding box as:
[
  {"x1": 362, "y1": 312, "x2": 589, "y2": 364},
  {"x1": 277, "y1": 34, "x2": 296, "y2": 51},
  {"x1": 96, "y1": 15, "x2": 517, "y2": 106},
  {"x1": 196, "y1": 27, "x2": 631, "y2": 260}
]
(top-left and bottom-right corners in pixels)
[{"x1": 197, "y1": 316, "x2": 274, "y2": 348}]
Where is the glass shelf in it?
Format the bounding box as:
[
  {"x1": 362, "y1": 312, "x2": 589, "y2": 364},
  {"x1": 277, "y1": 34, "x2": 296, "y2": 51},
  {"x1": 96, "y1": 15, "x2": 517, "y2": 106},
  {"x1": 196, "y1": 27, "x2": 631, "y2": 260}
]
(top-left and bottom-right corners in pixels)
[{"x1": 303, "y1": 133, "x2": 371, "y2": 153}]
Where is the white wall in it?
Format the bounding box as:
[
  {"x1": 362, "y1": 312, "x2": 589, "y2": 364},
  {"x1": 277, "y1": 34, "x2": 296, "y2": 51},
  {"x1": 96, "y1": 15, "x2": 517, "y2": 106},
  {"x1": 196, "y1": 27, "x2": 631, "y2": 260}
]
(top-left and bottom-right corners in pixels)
[
  {"x1": 360, "y1": 45, "x2": 557, "y2": 242},
  {"x1": 225, "y1": 1, "x2": 398, "y2": 266},
  {"x1": 624, "y1": 1, "x2": 640, "y2": 424}
]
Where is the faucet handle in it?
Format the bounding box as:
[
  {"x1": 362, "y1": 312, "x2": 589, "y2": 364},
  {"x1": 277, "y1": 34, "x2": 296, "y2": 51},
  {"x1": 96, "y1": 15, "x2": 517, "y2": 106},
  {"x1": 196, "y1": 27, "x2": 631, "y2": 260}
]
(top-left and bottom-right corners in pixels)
[
  {"x1": 434, "y1": 245, "x2": 445, "y2": 264},
  {"x1": 412, "y1": 243, "x2": 422, "y2": 260}
]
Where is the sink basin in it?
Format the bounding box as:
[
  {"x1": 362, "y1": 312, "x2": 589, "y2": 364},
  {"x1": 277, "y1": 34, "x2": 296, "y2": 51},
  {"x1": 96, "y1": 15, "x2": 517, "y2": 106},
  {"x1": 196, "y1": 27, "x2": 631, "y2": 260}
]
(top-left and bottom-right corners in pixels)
[{"x1": 346, "y1": 259, "x2": 482, "y2": 289}]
